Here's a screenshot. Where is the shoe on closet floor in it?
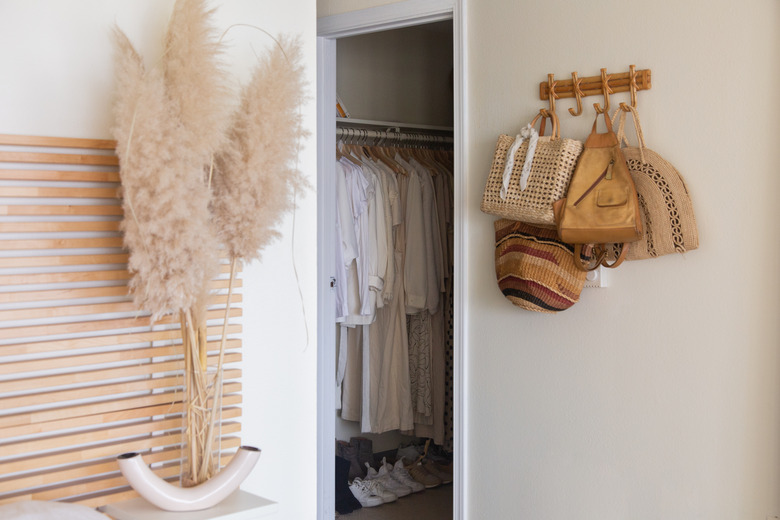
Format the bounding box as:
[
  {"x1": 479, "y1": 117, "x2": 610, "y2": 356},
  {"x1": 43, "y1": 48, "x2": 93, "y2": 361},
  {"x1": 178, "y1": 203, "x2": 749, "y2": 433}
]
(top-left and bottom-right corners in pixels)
[
  {"x1": 335, "y1": 456, "x2": 362, "y2": 514},
  {"x1": 362, "y1": 476, "x2": 398, "y2": 503},
  {"x1": 396, "y1": 443, "x2": 423, "y2": 463},
  {"x1": 348, "y1": 478, "x2": 385, "y2": 508},
  {"x1": 404, "y1": 459, "x2": 442, "y2": 489},
  {"x1": 336, "y1": 440, "x2": 364, "y2": 480},
  {"x1": 365, "y1": 461, "x2": 412, "y2": 498},
  {"x1": 350, "y1": 436, "x2": 374, "y2": 471},
  {"x1": 385, "y1": 458, "x2": 425, "y2": 493},
  {"x1": 423, "y1": 459, "x2": 453, "y2": 485}
]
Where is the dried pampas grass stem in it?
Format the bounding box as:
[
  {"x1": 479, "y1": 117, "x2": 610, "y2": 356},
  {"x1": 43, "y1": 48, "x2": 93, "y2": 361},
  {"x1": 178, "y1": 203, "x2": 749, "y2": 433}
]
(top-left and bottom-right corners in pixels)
[
  {"x1": 211, "y1": 34, "x2": 309, "y2": 263},
  {"x1": 112, "y1": 2, "x2": 310, "y2": 488}
]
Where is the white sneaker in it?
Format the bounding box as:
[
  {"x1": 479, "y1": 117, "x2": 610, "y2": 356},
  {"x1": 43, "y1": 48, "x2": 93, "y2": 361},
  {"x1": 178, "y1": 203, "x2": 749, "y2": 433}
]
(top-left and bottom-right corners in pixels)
[
  {"x1": 387, "y1": 458, "x2": 425, "y2": 493},
  {"x1": 365, "y1": 462, "x2": 379, "y2": 479},
  {"x1": 361, "y1": 476, "x2": 398, "y2": 503},
  {"x1": 372, "y1": 460, "x2": 412, "y2": 498},
  {"x1": 348, "y1": 478, "x2": 383, "y2": 507}
]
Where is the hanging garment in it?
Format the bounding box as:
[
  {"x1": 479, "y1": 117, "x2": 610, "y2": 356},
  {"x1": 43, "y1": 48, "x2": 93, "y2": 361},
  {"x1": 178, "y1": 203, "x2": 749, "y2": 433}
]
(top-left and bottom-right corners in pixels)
[
  {"x1": 407, "y1": 311, "x2": 433, "y2": 424},
  {"x1": 367, "y1": 160, "x2": 413, "y2": 433},
  {"x1": 334, "y1": 160, "x2": 358, "y2": 323},
  {"x1": 338, "y1": 159, "x2": 389, "y2": 428},
  {"x1": 437, "y1": 160, "x2": 455, "y2": 452},
  {"x1": 411, "y1": 160, "x2": 446, "y2": 444},
  {"x1": 399, "y1": 157, "x2": 427, "y2": 314},
  {"x1": 335, "y1": 141, "x2": 454, "y2": 447},
  {"x1": 413, "y1": 158, "x2": 444, "y2": 315},
  {"x1": 339, "y1": 159, "x2": 373, "y2": 325}
]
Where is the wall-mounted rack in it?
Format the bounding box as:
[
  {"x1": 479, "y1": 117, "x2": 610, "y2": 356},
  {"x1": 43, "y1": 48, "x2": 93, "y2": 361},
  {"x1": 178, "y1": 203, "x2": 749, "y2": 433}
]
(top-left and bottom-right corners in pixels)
[{"x1": 538, "y1": 65, "x2": 652, "y2": 115}]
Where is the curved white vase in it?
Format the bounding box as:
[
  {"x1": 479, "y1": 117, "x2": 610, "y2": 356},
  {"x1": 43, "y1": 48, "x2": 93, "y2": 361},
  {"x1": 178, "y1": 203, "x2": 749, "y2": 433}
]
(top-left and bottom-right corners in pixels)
[{"x1": 118, "y1": 446, "x2": 261, "y2": 512}]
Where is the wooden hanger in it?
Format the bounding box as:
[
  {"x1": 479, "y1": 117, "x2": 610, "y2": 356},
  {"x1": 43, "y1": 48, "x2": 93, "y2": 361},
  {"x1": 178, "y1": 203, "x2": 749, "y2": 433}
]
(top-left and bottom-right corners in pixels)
[{"x1": 336, "y1": 131, "x2": 362, "y2": 166}]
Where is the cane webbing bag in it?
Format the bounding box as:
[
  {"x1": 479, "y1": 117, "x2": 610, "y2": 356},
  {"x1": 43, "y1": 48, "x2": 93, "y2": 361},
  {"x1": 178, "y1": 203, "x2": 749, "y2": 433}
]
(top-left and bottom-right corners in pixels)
[
  {"x1": 608, "y1": 106, "x2": 699, "y2": 260},
  {"x1": 481, "y1": 111, "x2": 583, "y2": 226},
  {"x1": 494, "y1": 219, "x2": 589, "y2": 313}
]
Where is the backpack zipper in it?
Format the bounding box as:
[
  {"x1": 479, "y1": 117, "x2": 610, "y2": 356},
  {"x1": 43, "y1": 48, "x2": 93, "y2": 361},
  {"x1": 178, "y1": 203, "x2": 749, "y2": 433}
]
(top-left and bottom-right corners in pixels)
[{"x1": 573, "y1": 159, "x2": 614, "y2": 207}]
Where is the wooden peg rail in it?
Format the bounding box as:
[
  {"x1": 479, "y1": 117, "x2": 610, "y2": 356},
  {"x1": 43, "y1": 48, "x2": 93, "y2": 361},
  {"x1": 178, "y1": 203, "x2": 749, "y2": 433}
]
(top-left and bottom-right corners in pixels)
[{"x1": 539, "y1": 67, "x2": 652, "y2": 101}]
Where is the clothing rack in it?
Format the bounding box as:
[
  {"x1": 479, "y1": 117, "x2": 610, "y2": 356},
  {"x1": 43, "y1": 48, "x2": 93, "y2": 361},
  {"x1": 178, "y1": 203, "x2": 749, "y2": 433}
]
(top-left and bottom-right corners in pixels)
[
  {"x1": 337, "y1": 127, "x2": 453, "y2": 147},
  {"x1": 337, "y1": 117, "x2": 453, "y2": 147},
  {"x1": 337, "y1": 117, "x2": 453, "y2": 133}
]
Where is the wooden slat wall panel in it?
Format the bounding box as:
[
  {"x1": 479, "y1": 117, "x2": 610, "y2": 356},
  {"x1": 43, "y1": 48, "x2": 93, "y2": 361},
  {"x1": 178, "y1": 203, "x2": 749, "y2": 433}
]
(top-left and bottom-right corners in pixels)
[
  {"x1": 0, "y1": 135, "x2": 243, "y2": 508},
  {"x1": 0, "y1": 294, "x2": 241, "y2": 325},
  {"x1": 0, "y1": 254, "x2": 130, "y2": 269},
  {"x1": 0, "y1": 205, "x2": 124, "y2": 216},
  {"x1": 0, "y1": 170, "x2": 120, "y2": 182}
]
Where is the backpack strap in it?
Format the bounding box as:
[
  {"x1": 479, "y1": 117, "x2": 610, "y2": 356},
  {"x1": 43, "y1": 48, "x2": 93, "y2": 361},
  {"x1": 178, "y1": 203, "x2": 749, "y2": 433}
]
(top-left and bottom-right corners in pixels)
[
  {"x1": 600, "y1": 243, "x2": 629, "y2": 269},
  {"x1": 573, "y1": 244, "x2": 604, "y2": 272}
]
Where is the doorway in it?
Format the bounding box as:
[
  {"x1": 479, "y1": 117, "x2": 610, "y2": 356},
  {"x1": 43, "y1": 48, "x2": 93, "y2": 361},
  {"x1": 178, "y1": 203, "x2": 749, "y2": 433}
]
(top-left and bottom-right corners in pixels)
[{"x1": 316, "y1": 2, "x2": 465, "y2": 520}]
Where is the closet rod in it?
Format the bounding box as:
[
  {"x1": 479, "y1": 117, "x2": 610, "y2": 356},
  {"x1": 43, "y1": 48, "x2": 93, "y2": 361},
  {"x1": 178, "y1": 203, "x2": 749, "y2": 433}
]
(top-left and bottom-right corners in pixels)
[
  {"x1": 336, "y1": 127, "x2": 453, "y2": 145},
  {"x1": 336, "y1": 117, "x2": 453, "y2": 133}
]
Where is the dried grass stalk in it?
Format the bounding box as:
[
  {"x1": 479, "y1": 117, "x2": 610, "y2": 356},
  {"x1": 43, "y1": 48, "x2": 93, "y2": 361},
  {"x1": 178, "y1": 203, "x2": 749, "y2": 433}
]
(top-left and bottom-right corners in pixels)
[
  {"x1": 112, "y1": 14, "x2": 222, "y2": 321},
  {"x1": 211, "y1": 35, "x2": 309, "y2": 263},
  {"x1": 163, "y1": 0, "x2": 232, "y2": 166},
  {"x1": 112, "y1": 9, "x2": 310, "y2": 489}
]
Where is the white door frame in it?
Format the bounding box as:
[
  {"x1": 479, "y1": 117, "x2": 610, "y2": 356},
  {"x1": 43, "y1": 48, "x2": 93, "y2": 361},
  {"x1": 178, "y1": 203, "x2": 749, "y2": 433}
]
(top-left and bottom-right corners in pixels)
[{"x1": 316, "y1": 1, "x2": 466, "y2": 519}]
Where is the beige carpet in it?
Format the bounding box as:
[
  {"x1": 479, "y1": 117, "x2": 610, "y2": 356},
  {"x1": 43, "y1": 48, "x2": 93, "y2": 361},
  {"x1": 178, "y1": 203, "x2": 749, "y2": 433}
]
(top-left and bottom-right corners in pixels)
[{"x1": 337, "y1": 484, "x2": 453, "y2": 519}]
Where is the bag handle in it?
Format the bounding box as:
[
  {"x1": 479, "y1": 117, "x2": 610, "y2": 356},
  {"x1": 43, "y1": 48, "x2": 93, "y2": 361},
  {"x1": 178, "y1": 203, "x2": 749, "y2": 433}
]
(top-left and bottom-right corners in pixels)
[
  {"x1": 611, "y1": 106, "x2": 647, "y2": 163},
  {"x1": 600, "y1": 242, "x2": 628, "y2": 269},
  {"x1": 590, "y1": 110, "x2": 614, "y2": 136},
  {"x1": 573, "y1": 244, "x2": 604, "y2": 272},
  {"x1": 530, "y1": 109, "x2": 560, "y2": 139},
  {"x1": 573, "y1": 243, "x2": 629, "y2": 271}
]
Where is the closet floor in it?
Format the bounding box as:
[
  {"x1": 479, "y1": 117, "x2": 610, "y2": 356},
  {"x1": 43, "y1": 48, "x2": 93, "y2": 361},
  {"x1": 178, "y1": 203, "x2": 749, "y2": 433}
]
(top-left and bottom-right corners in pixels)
[{"x1": 338, "y1": 484, "x2": 453, "y2": 520}]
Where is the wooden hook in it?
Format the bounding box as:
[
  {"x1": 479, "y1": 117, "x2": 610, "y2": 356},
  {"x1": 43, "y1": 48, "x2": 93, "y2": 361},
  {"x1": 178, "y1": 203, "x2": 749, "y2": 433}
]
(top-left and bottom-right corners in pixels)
[
  {"x1": 619, "y1": 64, "x2": 639, "y2": 112},
  {"x1": 568, "y1": 71, "x2": 583, "y2": 116},
  {"x1": 593, "y1": 68, "x2": 613, "y2": 114},
  {"x1": 628, "y1": 64, "x2": 638, "y2": 108},
  {"x1": 547, "y1": 73, "x2": 558, "y2": 114}
]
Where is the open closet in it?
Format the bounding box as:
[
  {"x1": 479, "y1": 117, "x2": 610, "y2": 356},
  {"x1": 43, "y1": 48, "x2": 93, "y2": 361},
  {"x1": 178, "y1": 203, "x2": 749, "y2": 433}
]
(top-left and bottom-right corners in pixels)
[{"x1": 329, "y1": 20, "x2": 455, "y2": 520}]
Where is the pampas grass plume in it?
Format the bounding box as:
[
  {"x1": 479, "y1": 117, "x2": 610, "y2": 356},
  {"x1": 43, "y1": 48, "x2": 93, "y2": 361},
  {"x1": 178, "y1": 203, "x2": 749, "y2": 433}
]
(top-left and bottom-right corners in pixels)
[
  {"x1": 212, "y1": 35, "x2": 309, "y2": 263},
  {"x1": 163, "y1": 0, "x2": 232, "y2": 164},
  {"x1": 112, "y1": 25, "x2": 219, "y2": 321}
]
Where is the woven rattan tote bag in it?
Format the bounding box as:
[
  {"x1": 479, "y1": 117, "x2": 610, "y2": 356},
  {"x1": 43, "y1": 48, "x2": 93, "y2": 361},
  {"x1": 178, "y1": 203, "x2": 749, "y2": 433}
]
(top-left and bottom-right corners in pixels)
[
  {"x1": 481, "y1": 110, "x2": 583, "y2": 226},
  {"x1": 608, "y1": 106, "x2": 699, "y2": 260}
]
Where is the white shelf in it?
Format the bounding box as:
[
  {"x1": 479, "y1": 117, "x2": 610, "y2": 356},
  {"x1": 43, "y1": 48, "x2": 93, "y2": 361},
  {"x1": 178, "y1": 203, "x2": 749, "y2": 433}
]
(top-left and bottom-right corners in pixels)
[
  {"x1": 336, "y1": 117, "x2": 453, "y2": 132},
  {"x1": 99, "y1": 491, "x2": 277, "y2": 520}
]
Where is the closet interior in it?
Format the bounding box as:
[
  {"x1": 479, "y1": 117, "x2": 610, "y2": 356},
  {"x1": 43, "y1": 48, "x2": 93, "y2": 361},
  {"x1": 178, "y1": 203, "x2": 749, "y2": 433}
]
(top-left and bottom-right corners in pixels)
[{"x1": 332, "y1": 21, "x2": 455, "y2": 519}]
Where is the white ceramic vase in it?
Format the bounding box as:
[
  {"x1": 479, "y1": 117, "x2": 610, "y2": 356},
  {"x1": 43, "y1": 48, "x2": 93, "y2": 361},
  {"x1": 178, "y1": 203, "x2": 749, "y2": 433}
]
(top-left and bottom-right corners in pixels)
[{"x1": 118, "y1": 446, "x2": 261, "y2": 512}]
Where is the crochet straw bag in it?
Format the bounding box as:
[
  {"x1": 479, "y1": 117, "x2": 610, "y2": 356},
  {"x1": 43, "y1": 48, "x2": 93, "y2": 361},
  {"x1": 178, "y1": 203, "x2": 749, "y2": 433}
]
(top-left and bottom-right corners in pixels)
[
  {"x1": 481, "y1": 111, "x2": 583, "y2": 226},
  {"x1": 494, "y1": 219, "x2": 590, "y2": 313},
  {"x1": 609, "y1": 106, "x2": 699, "y2": 260}
]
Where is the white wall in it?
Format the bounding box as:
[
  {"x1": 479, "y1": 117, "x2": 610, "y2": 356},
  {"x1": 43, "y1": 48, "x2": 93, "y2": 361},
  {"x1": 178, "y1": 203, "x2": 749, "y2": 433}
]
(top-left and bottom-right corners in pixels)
[
  {"x1": 318, "y1": 0, "x2": 401, "y2": 18},
  {"x1": 464, "y1": 0, "x2": 780, "y2": 519},
  {"x1": 319, "y1": 0, "x2": 780, "y2": 518},
  {"x1": 0, "y1": 2, "x2": 318, "y2": 519},
  {"x1": 336, "y1": 22, "x2": 453, "y2": 126}
]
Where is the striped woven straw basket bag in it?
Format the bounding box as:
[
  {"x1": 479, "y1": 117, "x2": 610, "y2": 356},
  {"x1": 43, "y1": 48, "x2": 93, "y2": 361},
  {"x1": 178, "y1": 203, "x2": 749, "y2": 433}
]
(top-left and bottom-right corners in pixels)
[
  {"x1": 481, "y1": 111, "x2": 583, "y2": 226},
  {"x1": 494, "y1": 219, "x2": 589, "y2": 313},
  {"x1": 609, "y1": 106, "x2": 699, "y2": 260}
]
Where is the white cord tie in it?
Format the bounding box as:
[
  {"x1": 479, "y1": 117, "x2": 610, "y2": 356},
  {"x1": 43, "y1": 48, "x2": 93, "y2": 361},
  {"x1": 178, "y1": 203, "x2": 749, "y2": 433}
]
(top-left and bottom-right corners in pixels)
[{"x1": 500, "y1": 123, "x2": 539, "y2": 198}]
